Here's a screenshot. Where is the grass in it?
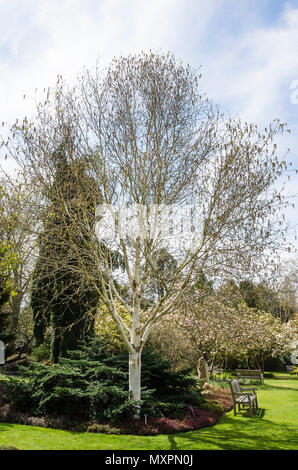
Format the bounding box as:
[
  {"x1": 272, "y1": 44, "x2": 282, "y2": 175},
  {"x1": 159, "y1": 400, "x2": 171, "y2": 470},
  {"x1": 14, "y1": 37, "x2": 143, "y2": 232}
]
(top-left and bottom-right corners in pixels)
[{"x1": 0, "y1": 372, "x2": 297, "y2": 450}]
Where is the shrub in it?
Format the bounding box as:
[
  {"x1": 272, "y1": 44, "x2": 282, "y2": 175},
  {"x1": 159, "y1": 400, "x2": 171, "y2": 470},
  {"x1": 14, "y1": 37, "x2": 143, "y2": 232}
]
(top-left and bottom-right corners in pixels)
[
  {"x1": 211, "y1": 371, "x2": 232, "y2": 381},
  {"x1": 2, "y1": 338, "x2": 202, "y2": 423},
  {"x1": 199, "y1": 400, "x2": 224, "y2": 416},
  {"x1": 1, "y1": 376, "x2": 34, "y2": 412},
  {"x1": 2, "y1": 358, "x2": 137, "y2": 422},
  {"x1": 85, "y1": 422, "x2": 122, "y2": 434},
  {"x1": 263, "y1": 356, "x2": 287, "y2": 372},
  {"x1": 106, "y1": 348, "x2": 201, "y2": 416},
  {"x1": 84, "y1": 408, "x2": 219, "y2": 435},
  {"x1": 205, "y1": 388, "x2": 234, "y2": 412},
  {"x1": 31, "y1": 343, "x2": 51, "y2": 362}
]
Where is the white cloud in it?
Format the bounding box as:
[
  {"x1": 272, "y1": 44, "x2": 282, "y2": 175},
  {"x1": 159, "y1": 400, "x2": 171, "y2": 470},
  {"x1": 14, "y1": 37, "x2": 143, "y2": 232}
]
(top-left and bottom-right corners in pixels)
[{"x1": 198, "y1": 3, "x2": 298, "y2": 125}]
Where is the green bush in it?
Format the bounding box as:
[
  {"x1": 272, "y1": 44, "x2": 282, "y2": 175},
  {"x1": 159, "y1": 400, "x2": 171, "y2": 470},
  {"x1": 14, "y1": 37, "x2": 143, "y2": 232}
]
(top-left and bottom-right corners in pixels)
[
  {"x1": 85, "y1": 422, "x2": 122, "y2": 434},
  {"x1": 3, "y1": 338, "x2": 202, "y2": 422},
  {"x1": 263, "y1": 356, "x2": 287, "y2": 372},
  {"x1": 199, "y1": 400, "x2": 224, "y2": 416},
  {"x1": 264, "y1": 372, "x2": 274, "y2": 378},
  {"x1": 3, "y1": 357, "x2": 137, "y2": 422},
  {"x1": 31, "y1": 343, "x2": 51, "y2": 362},
  {"x1": 106, "y1": 349, "x2": 201, "y2": 417},
  {"x1": 212, "y1": 371, "x2": 232, "y2": 381}
]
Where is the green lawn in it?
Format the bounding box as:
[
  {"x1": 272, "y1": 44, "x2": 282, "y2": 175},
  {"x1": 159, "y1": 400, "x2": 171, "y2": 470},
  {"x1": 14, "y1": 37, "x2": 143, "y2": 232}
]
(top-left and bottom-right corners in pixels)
[{"x1": 0, "y1": 372, "x2": 297, "y2": 450}]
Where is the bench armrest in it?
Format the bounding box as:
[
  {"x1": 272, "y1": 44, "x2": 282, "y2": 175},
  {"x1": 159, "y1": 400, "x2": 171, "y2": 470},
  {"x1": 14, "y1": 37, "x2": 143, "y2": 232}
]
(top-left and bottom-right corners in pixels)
[
  {"x1": 234, "y1": 392, "x2": 255, "y2": 397},
  {"x1": 241, "y1": 387, "x2": 258, "y2": 391}
]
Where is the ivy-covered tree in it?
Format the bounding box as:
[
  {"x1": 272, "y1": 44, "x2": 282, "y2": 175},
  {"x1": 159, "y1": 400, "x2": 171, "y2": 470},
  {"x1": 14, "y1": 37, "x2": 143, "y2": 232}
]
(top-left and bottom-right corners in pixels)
[{"x1": 31, "y1": 143, "x2": 100, "y2": 362}]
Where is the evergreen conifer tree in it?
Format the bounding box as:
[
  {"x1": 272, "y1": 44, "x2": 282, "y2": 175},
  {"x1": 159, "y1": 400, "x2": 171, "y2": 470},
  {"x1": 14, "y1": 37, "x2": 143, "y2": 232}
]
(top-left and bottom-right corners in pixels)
[{"x1": 31, "y1": 143, "x2": 100, "y2": 362}]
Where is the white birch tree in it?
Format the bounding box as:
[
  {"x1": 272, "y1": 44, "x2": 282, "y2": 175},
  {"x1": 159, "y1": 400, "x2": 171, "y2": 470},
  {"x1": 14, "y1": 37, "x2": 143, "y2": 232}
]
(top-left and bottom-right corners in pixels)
[{"x1": 1, "y1": 52, "x2": 291, "y2": 409}]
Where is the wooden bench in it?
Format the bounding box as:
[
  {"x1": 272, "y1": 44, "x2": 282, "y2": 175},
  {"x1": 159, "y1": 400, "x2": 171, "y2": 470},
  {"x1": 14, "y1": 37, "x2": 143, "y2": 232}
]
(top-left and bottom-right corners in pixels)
[
  {"x1": 236, "y1": 369, "x2": 264, "y2": 384},
  {"x1": 229, "y1": 379, "x2": 258, "y2": 417}
]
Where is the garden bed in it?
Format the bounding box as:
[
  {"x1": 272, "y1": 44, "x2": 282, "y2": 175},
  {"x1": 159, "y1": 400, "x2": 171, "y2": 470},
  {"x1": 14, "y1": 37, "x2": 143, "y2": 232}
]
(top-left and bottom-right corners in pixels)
[{"x1": 0, "y1": 385, "x2": 233, "y2": 436}]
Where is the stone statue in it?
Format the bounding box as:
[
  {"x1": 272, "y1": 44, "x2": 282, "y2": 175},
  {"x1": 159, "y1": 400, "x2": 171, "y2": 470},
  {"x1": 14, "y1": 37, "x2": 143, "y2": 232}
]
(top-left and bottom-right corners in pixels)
[
  {"x1": 0, "y1": 341, "x2": 5, "y2": 365},
  {"x1": 197, "y1": 351, "x2": 209, "y2": 382}
]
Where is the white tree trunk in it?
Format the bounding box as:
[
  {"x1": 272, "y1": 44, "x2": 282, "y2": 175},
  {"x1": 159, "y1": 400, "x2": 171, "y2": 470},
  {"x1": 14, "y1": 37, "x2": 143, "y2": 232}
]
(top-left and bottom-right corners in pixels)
[{"x1": 129, "y1": 350, "x2": 142, "y2": 412}]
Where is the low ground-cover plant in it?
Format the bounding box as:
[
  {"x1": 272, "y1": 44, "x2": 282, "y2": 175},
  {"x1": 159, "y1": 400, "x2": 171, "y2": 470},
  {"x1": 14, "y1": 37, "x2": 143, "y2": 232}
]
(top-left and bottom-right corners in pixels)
[
  {"x1": 203, "y1": 388, "x2": 233, "y2": 413},
  {"x1": 0, "y1": 380, "x2": 231, "y2": 436},
  {"x1": 77, "y1": 407, "x2": 219, "y2": 435},
  {"x1": 199, "y1": 400, "x2": 224, "y2": 416},
  {"x1": 0, "y1": 402, "x2": 221, "y2": 435}
]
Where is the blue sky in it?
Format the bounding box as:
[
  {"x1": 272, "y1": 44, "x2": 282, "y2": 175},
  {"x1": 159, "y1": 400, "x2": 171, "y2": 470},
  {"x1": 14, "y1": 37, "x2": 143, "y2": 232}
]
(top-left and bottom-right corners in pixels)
[{"x1": 0, "y1": 0, "x2": 297, "y2": 251}]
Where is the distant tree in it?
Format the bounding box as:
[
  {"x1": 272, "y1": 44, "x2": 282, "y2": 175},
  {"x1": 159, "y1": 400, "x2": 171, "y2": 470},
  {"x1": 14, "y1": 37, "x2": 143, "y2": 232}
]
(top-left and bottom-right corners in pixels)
[
  {"x1": 0, "y1": 176, "x2": 39, "y2": 354},
  {"x1": 276, "y1": 260, "x2": 298, "y2": 322},
  {"x1": 239, "y1": 280, "x2": 261, "y2": 309},
  {"x1": 94, "y1": 299, "x2": 130, "y2": 354},
  {"x1": 0, "y1": 186, "x2": 18, "y2": 348},
  {"x1": 176, "y1": 287, "x2": 296, "y2": 372},
  {"x1": 146, "y1": 248, "x2": 178, "y2": 300},
  {"x1": 0, "y1": 243, "x2": 14, "y2": 345}
]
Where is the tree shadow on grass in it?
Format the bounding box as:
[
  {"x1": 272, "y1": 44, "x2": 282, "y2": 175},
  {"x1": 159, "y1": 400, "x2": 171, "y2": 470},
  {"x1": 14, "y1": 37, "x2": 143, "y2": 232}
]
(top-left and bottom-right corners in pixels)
[
  {"x1": 167, "y1": 414, "x2": 298, "y2": 451},
  {"x1": 167, "y1": 433, "x2": 178, "y2": 450},
  {"x1": 273, "y1": 375, "x2": 297, "y2": 380},
  {"x1": 0, "y1": 422, "x2": 12, "y2": 432},
  {"x1": 246, "y1": 408, "x2": 265, "y2": 419}
]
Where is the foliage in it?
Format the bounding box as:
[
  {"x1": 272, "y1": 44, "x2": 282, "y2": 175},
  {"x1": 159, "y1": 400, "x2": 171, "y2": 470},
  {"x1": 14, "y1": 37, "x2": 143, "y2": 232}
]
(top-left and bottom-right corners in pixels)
[
  {"x1": 204, "y1": 389, "x2": 233, "y2": 413},
  {"x1": 3, "y1": 358, "x2": 136, "y2": 423},
  {"x1": 2, "y1": 338, "x2": 202, "y2": 422},
  {"x1": 147, "y1": 317, "x2": 197, "y2": 370},
  {"x1": 199, "y1": 400, "x2": 224, "y2": 416},
  {"x1": 263, "y1": 356, "x2": 288, "y2": 372},
  {"x1": 0, "y1": 404, "x2": 219, "y2": 436},
  {"x1": 31, "y1": 342, "x2": 51, "y2": 362},
  {"x1": 236, "y1": 279, "x2": 296, "y2": 322},
  {"x1": 175, "y1": 286, "x2": 297, "y2": 371},
  {"x1": 140, "y1": 410, "x2": 218, "y2": 435},
  {"x1": 147, "y1": 270, "x2": 213, "y2": 370},
  {"x1": 13, "y1": 306, "x2": 35, "y2": 354},
  {"x1": 4, "y1": 51, "x2": 291, "y2": 407},
  {"x1": 211, "y1": 371, "x2": 233, "y2": 381},
  {"x1": 94, "y1": 300, "x2": 130, "y2": 354},
  {"x1": 0, "y1": 178, "x2": 38, "y2": 356},
  {"x1": 104, "y1": 348, "x2": 201, "y2": 416},
  {"x1": 0, "y1": 186, "x2": 19, "y2": 345},
  {"x1": 31, "y1": 150, "x2": 100, "y2": 362}
]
